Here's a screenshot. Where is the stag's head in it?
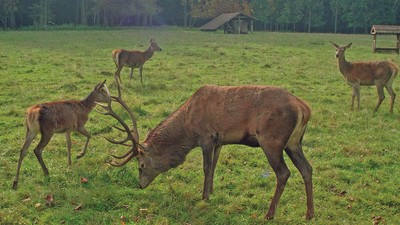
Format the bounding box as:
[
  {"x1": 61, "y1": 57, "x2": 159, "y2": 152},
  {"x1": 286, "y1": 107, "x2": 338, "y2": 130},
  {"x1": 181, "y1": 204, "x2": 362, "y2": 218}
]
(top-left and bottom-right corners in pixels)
[
  {"x1": 150, "y1": 38, "x2": 162, "y2": 52},
  {"x1": 135, "y1": 148, "x2": 169, "y2": 188},
  {"x1": 331, "y1": 42, "x2": 352, "y2": 59}
]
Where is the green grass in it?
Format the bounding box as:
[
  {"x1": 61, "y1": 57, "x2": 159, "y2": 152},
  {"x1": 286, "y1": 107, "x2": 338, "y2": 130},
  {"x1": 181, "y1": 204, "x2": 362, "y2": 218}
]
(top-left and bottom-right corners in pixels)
[{"x1": 0, "y1": 27, "x2": 399, "y2": 224}]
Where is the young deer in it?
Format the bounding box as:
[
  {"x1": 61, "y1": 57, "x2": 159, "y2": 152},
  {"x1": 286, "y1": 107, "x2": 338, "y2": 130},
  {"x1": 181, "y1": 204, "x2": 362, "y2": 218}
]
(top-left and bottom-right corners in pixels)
[
  {"x1": 112, "y1": 38, "x2": 162, "y2": 83},
  {"x1": 99, "y1": 81, "x2": 314, "y2": 220},
  {"x1": 12, "y1": 80, "x2": 111, "y2": 189},
  {"x1": 331, "y1": 42, "x2": 398, "y2": 113}
]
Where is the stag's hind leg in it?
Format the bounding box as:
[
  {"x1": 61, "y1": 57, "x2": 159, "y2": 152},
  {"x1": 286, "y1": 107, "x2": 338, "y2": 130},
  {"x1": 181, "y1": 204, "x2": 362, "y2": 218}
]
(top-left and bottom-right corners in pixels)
[
  {"x1": 285, "y1": 143, "x2": 314, "y2": 220},
  {"x1": 259, "y1": 138, "x2": 290, "y2": 220},
  {"x1": 374, "y1": 84, "x2": 386, "y2": 112},
  {"x1": 12, "y1": 129, "x2": 37, "y2": 189},
  {"x1": 384, "y1": 83, "x2": 396, "y2": 113}
]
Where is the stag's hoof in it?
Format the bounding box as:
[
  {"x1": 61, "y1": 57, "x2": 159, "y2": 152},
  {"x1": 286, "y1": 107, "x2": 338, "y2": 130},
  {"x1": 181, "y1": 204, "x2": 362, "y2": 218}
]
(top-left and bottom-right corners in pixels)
[
  {"x1": 12, "y1": 182, "x2": 18, "y2": 190},
  {"x1": 306, "y1": 211, "x2": 314, "y2": 220}
]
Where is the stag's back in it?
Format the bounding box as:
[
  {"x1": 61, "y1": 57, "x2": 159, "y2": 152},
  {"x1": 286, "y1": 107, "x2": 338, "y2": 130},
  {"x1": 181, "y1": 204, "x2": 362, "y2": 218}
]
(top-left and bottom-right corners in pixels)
[{"x1": 184, "y1": 85, "x2": 311, "y2": 146}]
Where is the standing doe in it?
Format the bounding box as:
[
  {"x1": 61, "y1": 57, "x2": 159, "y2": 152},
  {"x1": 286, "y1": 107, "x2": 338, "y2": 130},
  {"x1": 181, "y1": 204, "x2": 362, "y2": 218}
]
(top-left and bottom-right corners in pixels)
[
  {"x1": 331, "y1": 42, "x2": 398, "y2": 113},
  {"x1": 99, "y1": 82, "x2": 314, "y2": 220},
  {"x1": 12, "y1": 80, "x2": 111, "y2": 189},
  {"x1": 112, "y1": 38, "x2": 162, "y2": 84}
]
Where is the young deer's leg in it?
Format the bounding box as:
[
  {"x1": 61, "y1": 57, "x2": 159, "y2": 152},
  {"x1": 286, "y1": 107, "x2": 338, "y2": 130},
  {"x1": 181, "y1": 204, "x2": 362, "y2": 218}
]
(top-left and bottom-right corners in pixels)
[
  {"x1": 33, "y1": 130, "x2": 54, "y2": 176},
  {"x1": 65, "y1": 132, "x2": 72, "y2": 166},
  {"x1": 259, "y1": 139, "x2": 290, "y2": 220},
  {"x1": 285, "y1": 144, "x2": 314, "y2": 220},
  {"x1": 384, "y1": 83, "x2": 396, "y2": 113},
  {"x1": 129, "y1": 68, "x2": 134, "y2": 81},
  {"x1": 76, "y1": 127, "x2": 91, "y2": 159},
  {"x1": 352, "y1": 84, "x2": 361, "y2": 110},
  {"x1": 351, "y1": 86, "x2": 356, "y2": 110},
  {"x1": 12, "y1": 129, "x2": 37, "y2": 189},
  {"x1": 374, "y1": 85, "x2": 385, "y2": 112},
  {"x1": 139, "y1": 65, "x2": 143, "y2": 83},
  {"x1": 201, "y1": 145, "x2": 214, "y2": 200}
]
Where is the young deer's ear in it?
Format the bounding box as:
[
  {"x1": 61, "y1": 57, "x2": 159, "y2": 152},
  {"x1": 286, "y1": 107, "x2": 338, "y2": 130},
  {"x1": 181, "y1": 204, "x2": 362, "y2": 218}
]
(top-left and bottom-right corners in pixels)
[
  {"x1": 345, "y1": 43, "x2": 352, "y2": 49},
  {"x1": 330, "y1": 41, "x2": 339, "y2": 48},
  {"x1": 150, "y1": 38, "x2": 155, "y2": 43}
]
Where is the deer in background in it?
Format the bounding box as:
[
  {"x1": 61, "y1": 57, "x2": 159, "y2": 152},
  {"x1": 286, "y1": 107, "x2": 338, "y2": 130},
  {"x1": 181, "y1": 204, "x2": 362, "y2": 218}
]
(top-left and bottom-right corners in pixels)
[
  {"x1": 331, "y1": 42, "x2": 398, "y2": 113},
  {"x1": 98, "y1": 81, "x2": 314, "y2": 220},
  {"x1": 112, "y1": 38, "x2": 162, "y2": 84},
  {"x1": 12, "y1": 80, "x2": 111, "y2": 189}
]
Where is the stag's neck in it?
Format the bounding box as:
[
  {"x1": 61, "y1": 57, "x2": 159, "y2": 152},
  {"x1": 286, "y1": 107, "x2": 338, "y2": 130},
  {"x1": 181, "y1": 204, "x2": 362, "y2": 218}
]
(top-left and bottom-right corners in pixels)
[
  {"x1": 337, "y1": 56, "x2": 352, "y2": 77},
  {"x1": 80, "y1": 91, "x2": 98, "y2": 113},
  {"x1": 144, "y1": 106, "x2": 196, "y2": 168}
]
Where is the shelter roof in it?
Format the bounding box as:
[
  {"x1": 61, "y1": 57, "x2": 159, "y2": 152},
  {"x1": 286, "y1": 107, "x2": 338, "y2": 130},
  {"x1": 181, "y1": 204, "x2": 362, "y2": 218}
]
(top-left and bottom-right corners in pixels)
[
  {"x1": 370, "y1": 25, "x2": 400, "y2": 34},
  {"x1": 200, "y1": 12, "x2": 256, "y2": 31}
]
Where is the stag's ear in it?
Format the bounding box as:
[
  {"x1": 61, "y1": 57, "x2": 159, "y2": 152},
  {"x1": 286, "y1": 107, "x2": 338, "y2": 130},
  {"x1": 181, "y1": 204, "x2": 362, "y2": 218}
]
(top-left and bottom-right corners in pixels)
[
  {"x1": 330, "y1": 41, "x2": 339, "y2": 48},
  {"x1": 150, "y1": 38, "x2": 155, "y2": 43},
  {"x1": 345, "y1": 43, "x2": 352, "y2": 49}
]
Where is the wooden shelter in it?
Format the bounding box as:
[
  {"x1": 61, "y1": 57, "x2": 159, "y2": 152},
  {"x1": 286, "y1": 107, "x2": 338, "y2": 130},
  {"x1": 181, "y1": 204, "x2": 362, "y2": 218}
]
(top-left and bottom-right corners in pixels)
[
  {"x1": 370, "y1": 25, "x2": 400, "y2": 54},
  {"x1": 200, "y1": 12, "x2": 256, "y2": 34}
]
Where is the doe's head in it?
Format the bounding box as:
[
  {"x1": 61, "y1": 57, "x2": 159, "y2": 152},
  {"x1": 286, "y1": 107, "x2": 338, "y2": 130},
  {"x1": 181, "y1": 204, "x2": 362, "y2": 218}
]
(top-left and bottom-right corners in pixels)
[{"x1": 331, "y1": 42, "x2": 352, "y2": 59}]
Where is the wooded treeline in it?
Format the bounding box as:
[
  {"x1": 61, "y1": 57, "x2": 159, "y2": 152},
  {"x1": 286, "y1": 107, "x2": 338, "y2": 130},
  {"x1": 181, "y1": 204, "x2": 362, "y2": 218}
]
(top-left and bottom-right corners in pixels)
[{"x1": 1, "y1": 0, "x2": 400, "y2": 33}]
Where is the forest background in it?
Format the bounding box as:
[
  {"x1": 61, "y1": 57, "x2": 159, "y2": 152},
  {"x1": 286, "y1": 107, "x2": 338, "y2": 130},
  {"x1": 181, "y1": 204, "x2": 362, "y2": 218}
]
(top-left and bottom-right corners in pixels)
[{"x1": 1, "y1": 0, "x2": 400, "y2": 33}]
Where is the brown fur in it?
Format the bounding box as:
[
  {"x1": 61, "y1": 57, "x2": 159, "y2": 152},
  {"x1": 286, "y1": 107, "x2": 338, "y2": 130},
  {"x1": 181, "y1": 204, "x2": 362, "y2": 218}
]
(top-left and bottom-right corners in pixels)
[
  {"x1": 12, "y1": 81, "x2": 110, "y2": 189},
  {"x1": 112, "y1": 38, "x2": 162, "y2": 83},
  {"x1": 331, "y1": 42, "x2": 398, "y2": 113},
  {"x1": 109, "y1": 85, "x2": 313, "y2": 220}
]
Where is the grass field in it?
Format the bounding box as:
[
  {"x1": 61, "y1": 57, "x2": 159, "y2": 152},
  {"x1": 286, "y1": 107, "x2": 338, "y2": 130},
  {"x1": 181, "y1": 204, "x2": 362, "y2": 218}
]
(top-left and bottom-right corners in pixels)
[{"x1": 0, "y1": 27, "x2": 399, "y2": 224}]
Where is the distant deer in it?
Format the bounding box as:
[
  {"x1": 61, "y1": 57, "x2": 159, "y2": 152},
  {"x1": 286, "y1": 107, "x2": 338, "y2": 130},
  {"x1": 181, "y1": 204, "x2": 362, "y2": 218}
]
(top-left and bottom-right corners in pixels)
[
  {"x1": 98, "y1": 81, "x2": 314, "y2": 220},
  {"x1": 331, "y1": 42, "x2": 398, "y2": 113},
  {"x1": 112, "y1": 38, "x2": 162, "y2": 84},
  {"x1": 12, "y1": 80, "x2": 111, "y2": 189}
]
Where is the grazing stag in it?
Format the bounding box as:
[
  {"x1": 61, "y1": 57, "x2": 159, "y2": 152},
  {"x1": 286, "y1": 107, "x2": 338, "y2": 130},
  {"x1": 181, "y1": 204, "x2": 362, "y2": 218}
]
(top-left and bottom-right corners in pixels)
[
  {"x1": 112, "y1": 38, "x2": 162, "y2": 84},
  {"x1": 331, "y1": 42, "x2": 398, "y2": 113},
  {"x1": 12, "y1": 80, "x2": 111, "y2": 189},
  {"x1": 99, "y1": 81, "x2": 314, "y2": 220}
]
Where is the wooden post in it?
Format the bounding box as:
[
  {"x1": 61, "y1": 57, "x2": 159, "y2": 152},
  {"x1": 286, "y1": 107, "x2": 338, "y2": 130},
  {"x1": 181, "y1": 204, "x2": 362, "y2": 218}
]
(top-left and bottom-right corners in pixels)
[
  {"x1": 373, "y1": 34, "x2": 377, "y2": 53},
  {"x1": 397, "y1": 34, "x2": 400, "y2": 54}
]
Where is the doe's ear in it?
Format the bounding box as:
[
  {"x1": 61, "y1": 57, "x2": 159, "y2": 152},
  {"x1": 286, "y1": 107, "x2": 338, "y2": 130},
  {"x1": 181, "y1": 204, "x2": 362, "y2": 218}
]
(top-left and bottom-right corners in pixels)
[{"x1": 345, "y1": 43, "x2": 352, "y2": 49}]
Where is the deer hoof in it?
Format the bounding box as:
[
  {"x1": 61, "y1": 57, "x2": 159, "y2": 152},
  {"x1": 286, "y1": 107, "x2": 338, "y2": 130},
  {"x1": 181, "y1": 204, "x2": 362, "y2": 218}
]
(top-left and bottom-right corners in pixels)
[{"x1": 76, "y1": 152, "x2": 85, "y2": 159}]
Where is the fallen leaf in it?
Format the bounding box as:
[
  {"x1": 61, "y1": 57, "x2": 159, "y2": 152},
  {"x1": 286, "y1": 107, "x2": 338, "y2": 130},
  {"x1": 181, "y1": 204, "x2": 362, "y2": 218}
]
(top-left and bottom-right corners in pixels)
[
  {"x1": 34, "y1": 203, "x2": 42, "y2": 208},
  {"x1": 45, "y1": 194, "x2": 54, "y2": 207},
  {"x1": 22, "y1": 197, "x2": 31, "y2": 203},
  {"x1": 251, "y1": 213, "x2": 257, "y2": 219},
  {"x1": 372, "y1": 216, "x2": 384, "y2": 225},
  {"x1": 120, "y1": 215, "x2": 126, "y2": 225},
  {"x1": 339, "y1": 190, "x2": 347, "y2": 196},
  {"x1": 346, "y1": 204, "x2": 352, "y2": 209},
  {"x1": 80, "y1": 177, "x2": 89, "y2": 184},
  {"x1": 74, "y1": 204, "x2": 83, "y2": 211}
]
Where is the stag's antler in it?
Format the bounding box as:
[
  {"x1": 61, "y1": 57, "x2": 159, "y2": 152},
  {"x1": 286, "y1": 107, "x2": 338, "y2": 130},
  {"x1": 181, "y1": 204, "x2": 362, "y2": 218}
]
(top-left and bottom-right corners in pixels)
[{"x1": 97, "y1": 77, "x2": 142, "y2": 166}]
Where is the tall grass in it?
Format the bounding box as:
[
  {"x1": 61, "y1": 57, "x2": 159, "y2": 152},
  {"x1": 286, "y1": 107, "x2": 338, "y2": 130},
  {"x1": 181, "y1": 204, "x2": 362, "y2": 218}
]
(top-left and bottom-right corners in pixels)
[{"x1": 0, "y1": 28, "x2": 399, "y2": 224}]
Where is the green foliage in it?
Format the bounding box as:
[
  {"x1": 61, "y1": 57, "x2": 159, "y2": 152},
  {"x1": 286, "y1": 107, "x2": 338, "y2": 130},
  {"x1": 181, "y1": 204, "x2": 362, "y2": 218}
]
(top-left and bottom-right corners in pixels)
[{"x1": 0, "y1": 28, "x2": 399, "y2": 224}]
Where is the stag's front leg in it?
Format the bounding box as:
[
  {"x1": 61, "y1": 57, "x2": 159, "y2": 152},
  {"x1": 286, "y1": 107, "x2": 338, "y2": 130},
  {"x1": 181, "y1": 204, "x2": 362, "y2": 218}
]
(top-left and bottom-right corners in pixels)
[
  {"x1": 129, "y1": 68, "x2": 134, "y2": 81},
  {"x1": 201, "y1": 146, "x2": 214, "y2": 200},
  {"x1": 139, "y1": 66, "x2": 143, "y2": 83},
  {"x1": 210, "y1": 146, "x2": 222, "y2": 194}
]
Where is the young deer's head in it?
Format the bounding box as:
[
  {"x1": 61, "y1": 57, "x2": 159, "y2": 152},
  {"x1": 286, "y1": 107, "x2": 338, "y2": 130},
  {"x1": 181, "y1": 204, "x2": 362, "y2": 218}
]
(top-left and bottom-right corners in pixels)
[{"x1": 150, "y1": 38, "x2": 162, "y2": 52}]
